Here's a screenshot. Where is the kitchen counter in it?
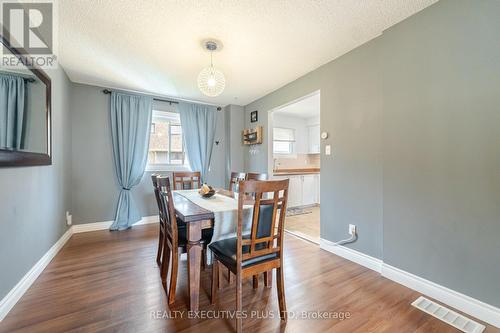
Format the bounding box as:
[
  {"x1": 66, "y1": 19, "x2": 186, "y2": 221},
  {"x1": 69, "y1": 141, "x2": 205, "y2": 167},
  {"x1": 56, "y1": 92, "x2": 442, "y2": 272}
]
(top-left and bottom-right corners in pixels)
[{"x1": 273, "y1": 168, "x2": 320, "y2": 176}]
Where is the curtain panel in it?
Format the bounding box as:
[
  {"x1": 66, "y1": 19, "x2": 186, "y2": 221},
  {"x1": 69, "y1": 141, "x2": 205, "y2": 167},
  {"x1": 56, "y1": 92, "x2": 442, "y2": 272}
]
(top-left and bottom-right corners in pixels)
[
  {"x1": 178, "y1": 103, "x2": 217, "y2": 183},
  {"x1": 0, "y1": 74, "x2": 26, "y2": 150},
  {"x1": 109, "y1": 92, "x2": 153, "y2": 230}
]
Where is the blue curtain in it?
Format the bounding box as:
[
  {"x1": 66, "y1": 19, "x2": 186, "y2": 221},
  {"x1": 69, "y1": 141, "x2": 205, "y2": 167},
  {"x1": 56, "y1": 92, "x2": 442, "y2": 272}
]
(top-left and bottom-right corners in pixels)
[
  {"x1": 0, "y1": 74, "x2": 25, "y2": 150},
  {"x1": 178, "y1": 103, "x2": 217, "y2": 183},
  {"x1": 109, "y1": 92, "x2": 153, "y2": 230}
]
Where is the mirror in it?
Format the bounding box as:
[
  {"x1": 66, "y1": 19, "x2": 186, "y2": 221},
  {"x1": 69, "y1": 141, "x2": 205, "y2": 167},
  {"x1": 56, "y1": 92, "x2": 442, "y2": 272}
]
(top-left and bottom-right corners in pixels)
[{"x1": 0, "y1": 35, "x2": 51, "y2": 166}]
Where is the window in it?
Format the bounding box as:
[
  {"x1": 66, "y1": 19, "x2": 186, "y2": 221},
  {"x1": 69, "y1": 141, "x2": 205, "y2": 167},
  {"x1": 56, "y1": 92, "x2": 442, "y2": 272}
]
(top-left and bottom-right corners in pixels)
[
  {"x1": 273, "y1": 127, "x2": 295, "y2": 155},
  {"x1": 147, "y1": 111, "x2": 189, "y2": 171}
]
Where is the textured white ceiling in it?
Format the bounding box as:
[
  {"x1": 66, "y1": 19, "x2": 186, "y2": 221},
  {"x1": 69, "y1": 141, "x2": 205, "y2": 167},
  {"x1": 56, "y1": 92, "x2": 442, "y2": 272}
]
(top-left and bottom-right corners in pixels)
[
  {"x1": 274, "y1": 93, "x2": 320, "y2": 118},
  {"x1": 59, "y1": 0, "x2": 437, "y2": 106}
]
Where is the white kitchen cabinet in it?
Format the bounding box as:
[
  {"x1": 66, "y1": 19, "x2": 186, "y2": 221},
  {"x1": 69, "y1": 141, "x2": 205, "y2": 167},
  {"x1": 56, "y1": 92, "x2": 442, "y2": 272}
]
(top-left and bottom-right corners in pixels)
[
  {"x1": 273, "y1": 173, "x2": 320, "y2": 208},
  {"x1": 308, "y1": 124, "x2": 320, "y2": 154},
  {"x1": 302, "y1": 175, "x2": 317, "y2": 206},
  {"x1": 287, "y1": 176, "x2": 303, "y2": 208},
  {"x1": 316, "y1": 174, "x2": 320, "y2": 204}
]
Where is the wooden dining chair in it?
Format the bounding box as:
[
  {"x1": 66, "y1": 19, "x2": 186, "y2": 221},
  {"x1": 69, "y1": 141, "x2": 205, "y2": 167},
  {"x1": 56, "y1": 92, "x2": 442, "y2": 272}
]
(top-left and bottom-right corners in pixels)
[
  {"x1": 229, "y1": 172, "x2": 246, "y2": 192},
  {"x1": 172, "y1": 171, "x2": 201, "y2": 190},
  {"x1": 244, "y1": 172, "x2": 270, "y2": 287},
  {"x1": 151, "y1": 174, "x2": 166, "y2": 266},
  {"x1": 245, "y1": 172, "x2": 267, "y2": 181},
  {"x1": 153, "y1": 176, "x2": 213, "y2": 304},
  {"x1": 210, "y1": 179, "x2": 289, "y2": 332}
]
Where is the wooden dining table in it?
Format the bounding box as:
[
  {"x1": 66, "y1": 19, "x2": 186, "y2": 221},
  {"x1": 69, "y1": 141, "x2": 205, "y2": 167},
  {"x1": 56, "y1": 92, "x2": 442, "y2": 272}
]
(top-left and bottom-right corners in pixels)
[{"x1": 172, "y1": 189, "x2": 247, "y2": 311}]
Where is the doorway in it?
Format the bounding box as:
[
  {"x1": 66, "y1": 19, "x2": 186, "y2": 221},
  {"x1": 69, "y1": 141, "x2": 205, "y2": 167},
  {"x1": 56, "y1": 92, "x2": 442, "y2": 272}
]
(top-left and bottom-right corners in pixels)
[{"x1": 268, "y1": 91, "x2": 320, "y2": 244}]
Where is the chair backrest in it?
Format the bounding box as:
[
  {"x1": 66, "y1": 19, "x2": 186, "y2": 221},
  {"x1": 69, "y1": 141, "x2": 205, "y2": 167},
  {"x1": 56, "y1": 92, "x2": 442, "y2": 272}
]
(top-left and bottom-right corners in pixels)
[
  {"x1": 156, "y1": 176, "x2": 179, "y2": 248},
  {"x1": 172, "y1": 171, "x2": 201, "y2": 190},
  {"x1": 246, "y1": 172, "x2": 267, "y2": 181},
  {"x1": 229, "y1": 172, "x2": 246, "y2": 192},
  {"x1": 236, "y1": 179, "x2": 289, "y2": 264},
  {"x1": 151, "y1": 174, "x2": 163, "y2": 221}
]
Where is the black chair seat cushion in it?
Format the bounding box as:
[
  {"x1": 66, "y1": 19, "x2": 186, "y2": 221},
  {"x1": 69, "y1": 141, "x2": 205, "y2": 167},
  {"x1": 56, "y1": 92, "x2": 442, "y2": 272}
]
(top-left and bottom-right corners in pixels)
[{"x1": 209, "y1": 236, "x2": 277, "y2": 271}]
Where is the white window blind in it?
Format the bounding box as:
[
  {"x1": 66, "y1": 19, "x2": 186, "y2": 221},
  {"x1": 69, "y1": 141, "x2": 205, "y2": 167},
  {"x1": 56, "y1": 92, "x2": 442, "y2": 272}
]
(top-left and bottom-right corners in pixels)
[
  {"x1": 273, "y1": 127, "x2": 295, "y2": 155},
  {"x1": 273, "y1": 127, "x2": 295, "y2": 142}
]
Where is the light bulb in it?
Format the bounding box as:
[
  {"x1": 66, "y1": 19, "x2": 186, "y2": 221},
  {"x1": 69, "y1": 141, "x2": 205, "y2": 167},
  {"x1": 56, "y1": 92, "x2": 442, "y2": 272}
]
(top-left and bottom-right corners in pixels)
[{"x1": 207, "y1": 77, "x2": 216, "y2": 87}]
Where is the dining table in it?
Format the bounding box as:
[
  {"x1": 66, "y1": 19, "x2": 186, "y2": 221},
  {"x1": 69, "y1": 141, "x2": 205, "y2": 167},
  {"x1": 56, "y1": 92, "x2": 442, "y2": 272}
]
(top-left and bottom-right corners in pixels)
[{"x1": 172, "y1": 189, "x2": 254, "y2": 312}]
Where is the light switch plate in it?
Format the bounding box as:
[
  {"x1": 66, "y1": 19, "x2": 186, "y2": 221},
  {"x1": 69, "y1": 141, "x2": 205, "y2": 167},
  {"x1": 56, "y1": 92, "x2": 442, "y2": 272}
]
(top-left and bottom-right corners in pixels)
[{"x1": 325, "y1": 145, "x2": 331, "y2": 155}]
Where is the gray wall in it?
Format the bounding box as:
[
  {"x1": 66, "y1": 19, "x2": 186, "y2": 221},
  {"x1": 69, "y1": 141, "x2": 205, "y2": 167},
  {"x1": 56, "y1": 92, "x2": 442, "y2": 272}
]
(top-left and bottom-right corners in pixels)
[
  {"x1": 381, "y1": 0, "x2": 500, "y2": 307},
  {"x1": 0, "y1": 67, "x2": 72, "y2": 300},
  {"x1": 225, "y1": 104, "x2": 246, "y2": 187},
  {"x1": 244, "y1": 0, "x2": 500, "y2": 307},
  {"x1": 70, "y1": 83, "x2": 228, "y2": 224},
  {"x1": 244, "y1": 37, "x2": 383, "y2": 261}
]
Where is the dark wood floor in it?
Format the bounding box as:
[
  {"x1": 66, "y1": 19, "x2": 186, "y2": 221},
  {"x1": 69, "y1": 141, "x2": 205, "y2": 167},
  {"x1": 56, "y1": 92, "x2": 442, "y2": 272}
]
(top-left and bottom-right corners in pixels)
[{"x1": 1, "y1": 224, "x2": 497, "y2": 333}]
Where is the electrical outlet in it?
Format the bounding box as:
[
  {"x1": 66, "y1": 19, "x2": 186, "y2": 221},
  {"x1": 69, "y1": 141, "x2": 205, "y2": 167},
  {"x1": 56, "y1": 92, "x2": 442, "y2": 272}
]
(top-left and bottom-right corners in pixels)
[
  {"x1": 349, "y1": 224, "x2": 356, "y2": 236},
  {"x1": 66, "y1": 211, "x2": 72, "y2": 226}
]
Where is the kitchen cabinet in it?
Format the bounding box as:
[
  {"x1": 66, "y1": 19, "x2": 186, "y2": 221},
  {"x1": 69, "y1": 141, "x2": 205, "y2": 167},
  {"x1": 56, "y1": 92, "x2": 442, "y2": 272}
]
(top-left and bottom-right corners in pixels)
[
  {"x1": 274, "y1": 173, "x2": 320, "y2": 208},
  {"x1": 287, "y1": 176, "x2": 303, "y2": 208},
  {"x1": 317, "y1": 174, "x2": 320, "y2": 204},
  {"x1": 302, "y1": 175, "x2": 317, "y2": 206},
  {"x1": 308, "y1": 124, "x2": 320, "y2": 154}
]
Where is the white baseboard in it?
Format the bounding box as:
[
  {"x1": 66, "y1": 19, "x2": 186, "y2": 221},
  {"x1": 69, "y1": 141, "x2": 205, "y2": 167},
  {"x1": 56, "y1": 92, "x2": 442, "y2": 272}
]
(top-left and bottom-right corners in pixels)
[
  {"x1": 381, "y1": 264, "x2": 500, "y2": 329},
  {"x1": 72, "y1": 215, "x2": 158, "y2": 233},
  {"x1": 0, "y1": 227, "x2": 73, "y2": 322},
  {"x1": 320, "y1": 238, "x2": 500, "y2": 329},
  {"x1": 0, "y1": 215, "x2": 159, "y2": 322},
  {"x1": 320, "y1": 238, "x2": 383, "y2": 273}
]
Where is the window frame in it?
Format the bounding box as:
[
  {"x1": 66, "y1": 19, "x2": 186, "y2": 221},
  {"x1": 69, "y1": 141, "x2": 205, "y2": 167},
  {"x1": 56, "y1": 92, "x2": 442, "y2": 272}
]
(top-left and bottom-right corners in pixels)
[
  {"x1": 273, "y1": 127, "x2": 296, "y2": 156},
  {"x1": 145, "y1": 110, "x2": 190, "y2": 172}
]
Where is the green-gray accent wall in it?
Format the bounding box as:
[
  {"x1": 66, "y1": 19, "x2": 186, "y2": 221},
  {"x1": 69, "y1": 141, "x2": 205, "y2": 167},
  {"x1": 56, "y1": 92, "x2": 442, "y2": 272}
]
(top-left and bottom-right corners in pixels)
[
  {"x1": 0, "y1": 67, "x2": 73, "y2": 300},
  {"x1": 69, "y1": 83, "x2": 230, "y2": 225},
  {"x1": 244, "y1": 0, "x2": 500, "y2": 307}
]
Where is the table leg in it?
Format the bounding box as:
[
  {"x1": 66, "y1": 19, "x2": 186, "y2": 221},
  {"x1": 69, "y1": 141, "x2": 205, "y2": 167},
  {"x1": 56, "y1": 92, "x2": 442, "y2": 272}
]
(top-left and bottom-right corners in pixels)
[{"x1": 187, "y1": 221, "x2": 202, "y2": 312}]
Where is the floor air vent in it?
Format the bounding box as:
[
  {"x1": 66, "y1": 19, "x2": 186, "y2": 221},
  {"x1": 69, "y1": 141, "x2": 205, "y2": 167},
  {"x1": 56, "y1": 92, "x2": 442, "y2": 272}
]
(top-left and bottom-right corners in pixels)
[{"x1": 411, "y1": 296, "x2": 485, "y2": 333}]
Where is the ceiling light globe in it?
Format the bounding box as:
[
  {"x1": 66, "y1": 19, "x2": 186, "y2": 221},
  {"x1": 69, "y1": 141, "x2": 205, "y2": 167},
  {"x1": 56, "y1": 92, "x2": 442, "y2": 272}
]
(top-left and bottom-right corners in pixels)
[{"x1": 197, "y1": 66, "x2": 225, "y2": 97}]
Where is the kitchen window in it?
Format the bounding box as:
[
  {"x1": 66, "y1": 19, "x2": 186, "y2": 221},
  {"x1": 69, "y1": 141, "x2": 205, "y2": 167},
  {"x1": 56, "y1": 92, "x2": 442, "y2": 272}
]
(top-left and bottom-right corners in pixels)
[
  {"x1": 147, "y1": 110, "x2": 189, "y2": 171},
  {"x1": 273, "y1": 127, "x2": 296, "y2": 155}
]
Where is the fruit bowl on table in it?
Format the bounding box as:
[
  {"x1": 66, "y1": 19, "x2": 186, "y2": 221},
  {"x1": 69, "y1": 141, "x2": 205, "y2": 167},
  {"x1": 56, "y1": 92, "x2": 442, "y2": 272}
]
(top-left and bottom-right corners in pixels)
[{"x1": 199, "y1": 184, "x2": 216, "y2": 198}]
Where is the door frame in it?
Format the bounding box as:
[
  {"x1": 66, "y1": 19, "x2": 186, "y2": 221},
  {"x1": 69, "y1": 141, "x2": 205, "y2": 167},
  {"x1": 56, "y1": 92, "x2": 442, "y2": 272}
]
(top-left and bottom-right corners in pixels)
[{"x1": 266, "y1": 90, "x2": 321, "y2": 178}]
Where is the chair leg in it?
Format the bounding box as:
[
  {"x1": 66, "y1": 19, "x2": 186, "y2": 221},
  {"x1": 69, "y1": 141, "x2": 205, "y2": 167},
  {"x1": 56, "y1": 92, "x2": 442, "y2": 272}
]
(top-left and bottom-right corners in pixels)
[
  {"x1": 217, "y1": 262, "x2": 224, "y2": 289},
  {"x1": 252, "y1": 275, "x2": 259, "y2": 289},
  {"x1": 211, "y1": 258, "x2": 219, "y2": 304},
  {"x1": 236, "y1": 271, "x2": 243, "y2": 333},
  {"x1": 160, "y1": 243, "x2": 171, "y2": 282},
  {"x1": 276, "y1": 267, "x2": 287, "y2": 321},
  {"x1": 264, "y1": 270, "x2": 272, "y2": 288},
  {"x1": 201, "y1": 247, "x2": 206, "y2": 271},
  {"x1": 168, "y1": 250, "x2": 179, "y2": 304},
  {"x1": 156, "y1": 230, "x2": 163, "y2": 266}
]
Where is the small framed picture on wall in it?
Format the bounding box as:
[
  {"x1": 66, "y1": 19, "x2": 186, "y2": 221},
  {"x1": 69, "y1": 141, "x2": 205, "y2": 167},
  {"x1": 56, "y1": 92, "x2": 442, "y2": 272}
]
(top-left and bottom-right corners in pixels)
[{"x1": 250, "y1": 110, "x2": 258, "y2": 123}]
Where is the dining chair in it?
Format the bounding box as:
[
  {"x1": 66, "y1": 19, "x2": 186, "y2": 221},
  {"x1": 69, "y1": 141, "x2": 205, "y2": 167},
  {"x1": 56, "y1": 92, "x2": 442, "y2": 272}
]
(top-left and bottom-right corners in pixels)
[
  {"x1": 151, "y1": 174, "x2": 167, "y2": 266},
  {"x1": 210, "y1": 179, "x2": 289, "y2": 332},
  {"x1": 172, "y1": 171, "x2": 202, "y2": 190},
  {"x1": 229, "y1": 172, "x2": 246, "y2": 192},
  {"x1": 245, "y1": 172, "x2": 267, "y2": 181},
  {"x1": 153, "y1": 175, "x2": 213, "y2": 304},
  {"x1": 219, "y1": 172, "x2": 247, "y2": 284}
]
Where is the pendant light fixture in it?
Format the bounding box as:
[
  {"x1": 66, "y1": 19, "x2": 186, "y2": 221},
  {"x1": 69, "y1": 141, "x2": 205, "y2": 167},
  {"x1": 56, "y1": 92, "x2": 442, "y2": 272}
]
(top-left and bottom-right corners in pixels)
[{"x1": 197, "y1": 40, "x2": 225, "y2": 97}]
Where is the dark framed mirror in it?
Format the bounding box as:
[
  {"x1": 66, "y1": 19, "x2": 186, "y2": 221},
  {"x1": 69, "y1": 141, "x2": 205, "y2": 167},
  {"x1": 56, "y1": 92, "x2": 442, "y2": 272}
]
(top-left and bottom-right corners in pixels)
[{"x1": 0, "y1": 34, "x2": 52, "y2": 167}]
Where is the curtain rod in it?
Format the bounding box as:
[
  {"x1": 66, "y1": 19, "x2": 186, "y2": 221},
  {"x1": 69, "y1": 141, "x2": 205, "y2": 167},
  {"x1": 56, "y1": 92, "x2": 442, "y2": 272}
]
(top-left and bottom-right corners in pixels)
[
  {"x1": 0, "y1": 71, "x2": 36, "y2": 83},
  {"x1": 102, "y1": 89, "x2": 179, "y2": 105}
]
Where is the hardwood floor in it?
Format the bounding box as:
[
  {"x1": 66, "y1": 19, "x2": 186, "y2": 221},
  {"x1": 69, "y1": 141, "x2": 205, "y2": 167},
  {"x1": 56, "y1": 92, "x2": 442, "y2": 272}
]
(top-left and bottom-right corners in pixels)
[
  {"x1": 285, "y1": 206, "x2": 320, "y2": 243},
  {"x1": 1, "y1": 224, "x2": 497, "y2": 333}
]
